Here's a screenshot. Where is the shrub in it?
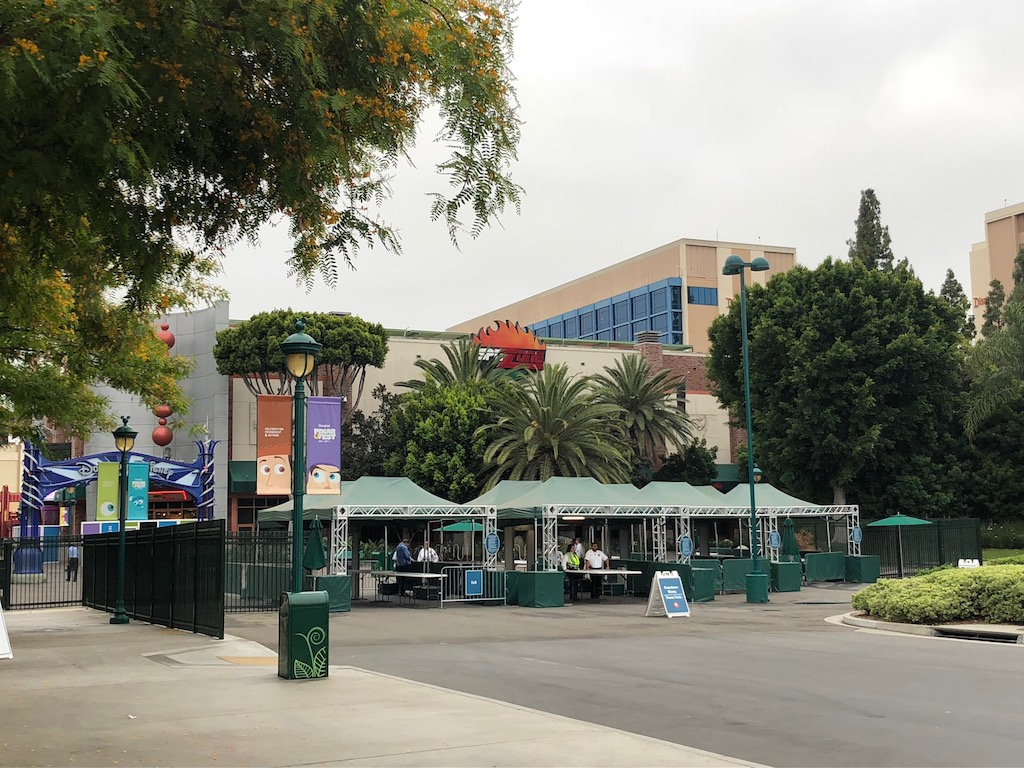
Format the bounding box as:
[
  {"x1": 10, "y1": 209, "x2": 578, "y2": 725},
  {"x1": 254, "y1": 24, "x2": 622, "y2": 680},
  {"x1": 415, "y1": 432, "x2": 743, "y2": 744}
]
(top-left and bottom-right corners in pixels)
[
  {"x1": 914, "y1": 563, "x2": 955, "y2": 577},
  {"x1": 851, "y1": 565, "x2": 1024, "y2": 624},
  {"x1": 981, "y1": 522, "x2": 1024, "y2": 549},
  {"x1": 986, "y1": 554, "x2": 1024, "y2": 565}
]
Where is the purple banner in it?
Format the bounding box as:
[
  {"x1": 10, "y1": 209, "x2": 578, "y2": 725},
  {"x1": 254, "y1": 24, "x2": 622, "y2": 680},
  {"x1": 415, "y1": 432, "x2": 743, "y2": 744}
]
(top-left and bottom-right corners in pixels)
[{"x1": 305, "y1": 397, "x2": 342, "y2": 494}]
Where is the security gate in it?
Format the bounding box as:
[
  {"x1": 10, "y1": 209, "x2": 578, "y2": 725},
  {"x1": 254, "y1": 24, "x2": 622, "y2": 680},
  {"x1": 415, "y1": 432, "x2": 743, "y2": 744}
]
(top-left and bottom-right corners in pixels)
[{"x1": 440, "y1": 565, "x2": 506, "y2": 605}]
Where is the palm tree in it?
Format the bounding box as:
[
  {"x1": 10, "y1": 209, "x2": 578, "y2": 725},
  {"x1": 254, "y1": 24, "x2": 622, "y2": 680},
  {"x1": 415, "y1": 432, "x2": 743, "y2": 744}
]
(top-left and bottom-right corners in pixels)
[
  {"x1": 476, "y1": 364, "x2": 631, "y2": 487},
  {"x1": 395, "y1": 339, "x2": 507, "y2": 391},
  {"x1": 966, "y1": 298, "x2": 1024, "y2": 437},
  {"x1": 590, "y1": 354, "x2": 695, "y2": 463}
]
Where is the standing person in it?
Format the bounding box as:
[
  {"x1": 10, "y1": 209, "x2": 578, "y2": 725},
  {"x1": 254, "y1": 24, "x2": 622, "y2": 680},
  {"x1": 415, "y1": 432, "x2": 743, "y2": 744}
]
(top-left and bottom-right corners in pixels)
[
  {"x1": 417, "y1": 540, "x2": 439, "y2": 564},
  {"x1": 562, "y1": 544, "x2": 582, "y2": 602},
  {"x1": 66, "y1": 544, "x2": 80, "y2": 583},
  {"x1": 584, "y1": 541, "x2": 609, "y2": 601},
  {"x1": 394, "y1": 537, "x2": 413, "y2": 594},
  {"x1": 573, "y1": 537, "x2": 584, "y2": 559}
]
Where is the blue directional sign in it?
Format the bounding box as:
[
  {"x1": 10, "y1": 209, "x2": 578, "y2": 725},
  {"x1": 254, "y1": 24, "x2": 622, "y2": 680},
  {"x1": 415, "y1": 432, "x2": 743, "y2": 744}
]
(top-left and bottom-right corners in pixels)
[
  {"x1": 852, "y1": 526, "x2": 863, "y2": 544},
  {"x1": 484, "y1": 532, "x2": 500, "y2": 555},
  {"x1": 657, "y1": 573, "x2": 690, "y2": 617},
  {"x1": 465, "y1": 569, "x2": 484, "y2": 597},
  {"x1": 769, "y1": 529, "x2": 781, "y2": 550},
  {"x1": 678, "y1": 535, "x2": 694, "y2": 558}
]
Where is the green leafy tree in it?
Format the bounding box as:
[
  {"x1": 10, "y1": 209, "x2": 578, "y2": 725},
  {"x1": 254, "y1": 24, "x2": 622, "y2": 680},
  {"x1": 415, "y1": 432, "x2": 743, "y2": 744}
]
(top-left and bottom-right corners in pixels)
[
  {"x1": 395, "y1": 339, "x2": 508, "y2": 391},
  {"x1": 847, "y1": 189, "x2": 894, "y2": 271},
  {"x1": 213, "y1": 310, "x2": 387, "y2": 415},
  {"x1": 590, "y1": 355, "x2": 695, "y2": 464},
  {"x1": 1, "y1": 0, "x2": 519, "y2": 439},
  {"x1": 341, "y1": 385, "x2": 402, "y2": 480},
  {"x1": 939, "y1": 268, "x2": 976, "y2": 341},
  {"x1": 966, "y1": 299, "x2": 1024, "y2": 437},
  {"x1": 652, "y1": 438, "x2": 719, "y2": 485},
  {"x1": 384, "y1": 380, "x2": 491, "y2": 502},
  {"x1": 707, "y1": 258, "x2": 965, "y2": 516},
  {"x1": 964, "y1": 394, "x2": 1024, "y2": 522},
  {"x1": 981, "y1": 279, "x2": 1006, "y2": 336},
  {"x1": 477, "y1": 364, "x2": 630, "y2": 487}
]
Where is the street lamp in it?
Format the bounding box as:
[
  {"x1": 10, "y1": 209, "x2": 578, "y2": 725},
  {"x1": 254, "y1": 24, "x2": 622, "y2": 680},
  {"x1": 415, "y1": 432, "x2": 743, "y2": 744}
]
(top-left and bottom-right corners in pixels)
[
  {"x1": 280, "y1": 320, "x2": 322, "y2": 593},
  {"x1": 110, "y1": 415, "x2": 137, "y2": 624},
  {"x1": 722, "y1": 254, "x2": 770, "y2": 604}
]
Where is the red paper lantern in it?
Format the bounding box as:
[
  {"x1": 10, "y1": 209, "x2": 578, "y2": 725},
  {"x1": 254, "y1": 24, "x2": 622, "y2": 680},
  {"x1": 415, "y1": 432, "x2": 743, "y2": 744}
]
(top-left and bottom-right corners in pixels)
[
  {"x1": 156, "y1": 322, "x2": 176, "y2": 349},
  {"x1": 153, "y1": 404, "x2": 173, "y2": 418}
]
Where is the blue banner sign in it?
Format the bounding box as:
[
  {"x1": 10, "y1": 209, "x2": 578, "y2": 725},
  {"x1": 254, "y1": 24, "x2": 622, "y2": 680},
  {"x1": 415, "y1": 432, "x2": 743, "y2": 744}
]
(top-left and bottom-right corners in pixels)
[
  {"x1": 465, "y1": 569, "x2": 484, "y2": 597},
  {"x1": 484, "y1": 532, "x2": 500, "y2": 555}
]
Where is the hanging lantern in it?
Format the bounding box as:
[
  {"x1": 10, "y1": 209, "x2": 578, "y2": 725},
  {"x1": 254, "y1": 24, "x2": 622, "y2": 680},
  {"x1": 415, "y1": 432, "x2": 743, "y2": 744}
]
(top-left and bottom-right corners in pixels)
[
  {"x1": 152, "y1": 418, "x2": 173, "y2": 447},
  {"x1": 156, "y1": 322, "x2": 176, "y2": 349}
]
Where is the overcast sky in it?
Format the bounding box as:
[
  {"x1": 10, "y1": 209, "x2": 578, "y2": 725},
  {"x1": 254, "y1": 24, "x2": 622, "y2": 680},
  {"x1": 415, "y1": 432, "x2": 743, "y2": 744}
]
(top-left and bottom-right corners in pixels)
[{"x1": 219, "y1": 0, "x2": 1024, "y2": 329}]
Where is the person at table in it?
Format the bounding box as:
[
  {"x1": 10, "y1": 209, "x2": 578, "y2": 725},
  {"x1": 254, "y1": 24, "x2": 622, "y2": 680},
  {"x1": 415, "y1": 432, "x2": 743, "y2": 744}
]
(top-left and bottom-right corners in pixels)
[
  {"x1": 562, "y1": 544, "x2": 582, "y2": 601},
  {"x1": 417, "y1": 539, "x2": 439, "y2": 564},
  {"x1": 573, "y1": 537, "x2": 584, "y2": 559},
  {"x1": 584, "y1": 541, "x2": 609, "y2": 601}
]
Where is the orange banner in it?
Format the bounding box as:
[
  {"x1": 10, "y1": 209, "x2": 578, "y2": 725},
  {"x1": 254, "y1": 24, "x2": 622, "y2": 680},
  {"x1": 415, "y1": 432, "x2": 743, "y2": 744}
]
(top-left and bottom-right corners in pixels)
[{"x1": 256, "y1": 395, "x2": 293, "y2": 495}]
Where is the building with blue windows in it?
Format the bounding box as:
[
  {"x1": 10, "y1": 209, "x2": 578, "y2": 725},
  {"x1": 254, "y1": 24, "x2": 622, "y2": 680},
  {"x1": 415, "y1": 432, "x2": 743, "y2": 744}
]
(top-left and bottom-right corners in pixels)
[{"x1": 450, "y1": 238, "x2": 795, "y2": 353}]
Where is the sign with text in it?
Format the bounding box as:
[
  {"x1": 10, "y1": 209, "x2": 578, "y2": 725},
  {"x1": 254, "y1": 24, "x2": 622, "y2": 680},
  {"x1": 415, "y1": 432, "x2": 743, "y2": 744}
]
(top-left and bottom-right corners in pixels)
[
  {"x1": 127, "y1": 461, "x2": 150, "y2": 521},
  {"x1": 305, "y1": 397, "x2": 342, "y2": 494},
  {"x1": 471, "y1": 321, "x2": 547, "y2": 371},
  {"x1": 645, "y1": 571, "x2": 691, "y2": 618},
  {"x1": 465, "y1": 569, "x2": 484, "y2": 597},
  {"x1": 256, "y1": 395, "x2": 293, "y2": 495},
  {"x1": 0, "y1": 605, "x2": 12, "y2": 660}
]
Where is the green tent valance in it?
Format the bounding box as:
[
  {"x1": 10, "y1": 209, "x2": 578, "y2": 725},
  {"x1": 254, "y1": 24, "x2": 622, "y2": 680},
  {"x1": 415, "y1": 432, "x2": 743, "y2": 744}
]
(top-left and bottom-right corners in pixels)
[{"x1": 228, "y1": 461, "x2": 257, "y2": 493}]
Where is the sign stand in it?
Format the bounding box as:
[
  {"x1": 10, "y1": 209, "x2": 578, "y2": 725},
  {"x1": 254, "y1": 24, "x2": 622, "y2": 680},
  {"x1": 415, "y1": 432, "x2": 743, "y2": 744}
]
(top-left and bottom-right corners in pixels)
[
  {"x1": 0, "y1": 605, "x2": 12, "y2": 660},
  {"x1": 645, "y1": 570, "x2": 691, "y2": 618}
]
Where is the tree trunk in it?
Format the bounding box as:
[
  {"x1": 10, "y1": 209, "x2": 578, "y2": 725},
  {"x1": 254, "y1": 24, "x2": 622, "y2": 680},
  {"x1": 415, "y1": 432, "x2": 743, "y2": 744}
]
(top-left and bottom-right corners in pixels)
[{"x1": 830, "y1": 480, "x2": 846, "y2": 505}]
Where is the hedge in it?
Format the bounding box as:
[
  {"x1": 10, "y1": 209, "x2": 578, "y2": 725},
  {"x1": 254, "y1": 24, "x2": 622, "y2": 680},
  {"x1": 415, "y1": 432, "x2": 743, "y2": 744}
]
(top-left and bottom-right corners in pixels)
[
  {"x1": 851, "y1": 565, "x2": 1024, "y2": 625},
  {"x1": 986, "y1": 554, "x2": 1024, "y2": 565}
]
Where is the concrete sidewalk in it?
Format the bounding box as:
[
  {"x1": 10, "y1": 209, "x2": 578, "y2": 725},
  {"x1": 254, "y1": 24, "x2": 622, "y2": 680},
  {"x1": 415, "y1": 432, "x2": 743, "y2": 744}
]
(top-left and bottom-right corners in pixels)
[
  {"x1": 3, "y1": 607, "x2": 765, "y2": 768},
  {"x1": 842, "y1": 611, "x2": 1024, "y2": 643}
]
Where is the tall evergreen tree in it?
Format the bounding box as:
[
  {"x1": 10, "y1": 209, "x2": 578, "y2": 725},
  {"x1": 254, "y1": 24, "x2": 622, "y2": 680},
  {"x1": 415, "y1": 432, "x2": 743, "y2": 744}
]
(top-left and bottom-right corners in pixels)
[
  {"x1": 847, "y1": 189, "x2": 894, "y2": 271},
  {"x1": 939, "y1": 269, "x2": 976, "y2": 341},
  {"x1": 1012, "y1": 245, "x2": 1024, "y2": 304},
  {"x1": 981, "y1": 279, "x2": 1006, "y2": 336}
]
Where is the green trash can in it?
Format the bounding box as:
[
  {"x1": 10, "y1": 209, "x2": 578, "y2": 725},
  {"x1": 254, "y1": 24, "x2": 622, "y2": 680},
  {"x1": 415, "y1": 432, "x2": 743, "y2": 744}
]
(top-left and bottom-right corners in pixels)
[{"x1": 278, "y1": 591, "x2": 330, "y2": 680}]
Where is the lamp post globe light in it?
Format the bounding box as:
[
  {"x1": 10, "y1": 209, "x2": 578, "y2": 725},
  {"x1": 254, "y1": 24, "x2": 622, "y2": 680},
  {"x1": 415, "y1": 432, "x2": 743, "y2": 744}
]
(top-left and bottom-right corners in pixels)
[
  {"x1": 722, "y1": 254, "x2": 771, "y2": 604},
  {"x1": 280, "y1": 320, "x2": 322, "y2": 594},
  {"x1": 111, "y1": 416, "x2": 137, "y2": 624}
]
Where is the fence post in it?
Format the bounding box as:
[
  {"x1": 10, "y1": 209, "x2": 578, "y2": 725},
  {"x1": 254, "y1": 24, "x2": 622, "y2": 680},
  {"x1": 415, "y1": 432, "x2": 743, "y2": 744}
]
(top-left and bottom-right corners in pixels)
[{"x1": 0, "y1": 540, "x2": 11, "y2": 609}]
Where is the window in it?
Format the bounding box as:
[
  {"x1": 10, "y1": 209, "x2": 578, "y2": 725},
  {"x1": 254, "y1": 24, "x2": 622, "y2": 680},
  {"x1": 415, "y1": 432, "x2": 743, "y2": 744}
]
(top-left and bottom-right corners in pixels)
[
  {"x1": 651, "y1": 313, "x2": 668, "y2": 332},
  {"x1": 672, "y1": 312, "x2": 683, "y2": 332},
  {"x1": 631, "y1": 319, "x2": 648, "y2": 335},
  {"x1": 613, "y1": 300, "x2": 630, "y2": 325},
  {"x1": 596, "y1": 306, "x2": 612, "y2": 330},
  {"x1": 597, "y1": 330, "x2": 612, "y2": 341},
  {"x1": 631, "y1": 294, "x2": 647, "y2": 318},
  {"x1": 671, "y1": 285, "x2": 682, "y2": 310},
  {"x1": 676, "y1": 383, "x2": 686, "y2": 412},
  {"x1": 651, "y1": 288, "x2": 667, "y2": 313},
  {"x1": 563, "y1": 317, "x2": 578, "y2": 339},
  {"x1": 579, "y1": 311, "x2": 595, "y2": 336},
  {"x1": 548, "y1": 323, "x2": 562, "y2": 339},
  {"x1": 235, "y1": 495, "x2": 287, "y2": 532},
  {"x1": 614, "y1": 325, "x2": 630, "y2": 341},
  {"x1": 687, "y1": 287, "x2": 719, "y2": 306},
  {"x1": 670, "y1": 331, "x2": 683, "y2": 344}
]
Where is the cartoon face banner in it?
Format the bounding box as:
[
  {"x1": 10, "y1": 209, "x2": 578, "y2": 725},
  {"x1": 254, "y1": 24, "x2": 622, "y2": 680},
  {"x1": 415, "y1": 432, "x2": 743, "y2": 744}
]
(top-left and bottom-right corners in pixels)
[
  {"x1": 127, "y1": 461, "x2": 150, "y2": 521},
  {"x1": 256, "y1": 395, "x2": 293, "y2": 495},
  {"x1": 96, "y1": 462, "x2": 119, "y2": 521},
  {"x1": 305, "y1": 397, "x2": 342, "y2": 494}
]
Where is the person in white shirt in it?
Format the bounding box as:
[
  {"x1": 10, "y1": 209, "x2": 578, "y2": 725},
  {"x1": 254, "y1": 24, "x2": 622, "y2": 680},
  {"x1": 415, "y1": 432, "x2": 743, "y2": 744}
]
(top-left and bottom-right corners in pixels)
[
  {"x1": 66, "y1": 544, "x2": 80, "y2": 583},
  {"x1": 583, "y1": 541, "x2": 609, "y2": 601},
  {"x1": 417, "y1": 540, "x2": 439, "y2": 564},
  {"x1": 573, "y1": 538, "x2": 584, "y2": 559}
]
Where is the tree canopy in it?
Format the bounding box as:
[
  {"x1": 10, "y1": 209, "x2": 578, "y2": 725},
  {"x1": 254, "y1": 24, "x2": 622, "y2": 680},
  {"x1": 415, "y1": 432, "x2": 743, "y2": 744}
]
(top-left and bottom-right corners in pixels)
[
  {"x1": 707, "y1": 258, "x2": 965, "y2": 515},
  {"x1": 213, "y1": 310, "x2": 388, "y2": 414},
  {"x1": 652, "y1": 438, "x2": 719, "y2": 486},
  {"x1": 939, "y1": 268, "x2": 975, "y2": 341},
  {"x1": 1, "y1": 0, "x2": 519, "y2": 439},
  {"x1": 981, "y1": 279, "x2": 1006, "y2": 336},
  {"x1": 395, "y1": 339, "x2": 508, "y2": 391}
]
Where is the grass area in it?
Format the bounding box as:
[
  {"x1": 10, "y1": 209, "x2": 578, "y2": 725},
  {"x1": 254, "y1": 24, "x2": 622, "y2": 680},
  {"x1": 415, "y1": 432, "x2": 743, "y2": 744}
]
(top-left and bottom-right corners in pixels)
[{"x1": 983, "y1": 549, "x2": 1024, "y2": 561}]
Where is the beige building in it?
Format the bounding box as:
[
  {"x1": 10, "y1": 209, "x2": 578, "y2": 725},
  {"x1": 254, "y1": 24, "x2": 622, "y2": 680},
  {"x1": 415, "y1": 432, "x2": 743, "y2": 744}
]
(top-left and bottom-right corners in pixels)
[
  {"x1": 969, "y1": 201, "x2": 1024, "y2": 335},
  {"x1": 448, "y1": 238, "x2": 796, "y2": 354}
]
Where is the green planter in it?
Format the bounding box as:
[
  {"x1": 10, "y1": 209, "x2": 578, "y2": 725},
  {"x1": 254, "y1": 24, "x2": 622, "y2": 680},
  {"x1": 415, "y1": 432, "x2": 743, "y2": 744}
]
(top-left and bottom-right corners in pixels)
[
  {"x1": 771, "y1": 561, "x2": 802, "y2": 592},
  {"x1": 805, "y1": 552, "x2": 846, "y2": 582},
  {"x1": 845, "y1": 555, "x2": 880, "y2": 584},
  {"x1": 315, "y1": 574, "x2": 352, "y2": 612},
  {"x1": 691, "y1": 567, "x2": 716, "y2": 602}
]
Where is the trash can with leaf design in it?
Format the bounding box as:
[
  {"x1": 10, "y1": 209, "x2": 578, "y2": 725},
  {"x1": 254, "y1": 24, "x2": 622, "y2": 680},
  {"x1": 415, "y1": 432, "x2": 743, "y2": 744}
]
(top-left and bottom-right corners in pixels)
[{"x1": 278, "y1": 591, "x2": 329, "y2": 680}]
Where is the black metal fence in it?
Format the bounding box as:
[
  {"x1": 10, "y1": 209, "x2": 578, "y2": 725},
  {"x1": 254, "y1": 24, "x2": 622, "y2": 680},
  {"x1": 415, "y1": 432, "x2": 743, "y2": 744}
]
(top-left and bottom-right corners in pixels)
[
  {"x1": 83, "y1": 520, "x2": 225, "y2": 638},
  {"x1": 224, "y1": 531, "x2": 292, "y2": 612},
  {"x1": 0, "y1": 537, "x2": 85, "y2": 610},
  {"x1": 860, "y1": 518, "x2": 983, "y2": 578}
]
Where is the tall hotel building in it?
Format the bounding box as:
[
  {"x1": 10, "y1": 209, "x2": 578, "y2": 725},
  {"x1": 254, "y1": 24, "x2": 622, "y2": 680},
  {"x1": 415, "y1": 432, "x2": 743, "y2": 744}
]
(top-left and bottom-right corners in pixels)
[
  {"x1": 969, "y1": 202, "x2": 1024, "y2": 336},
  {"x1": 448, "y1": 238, "x2": 797, "y2": 352}
]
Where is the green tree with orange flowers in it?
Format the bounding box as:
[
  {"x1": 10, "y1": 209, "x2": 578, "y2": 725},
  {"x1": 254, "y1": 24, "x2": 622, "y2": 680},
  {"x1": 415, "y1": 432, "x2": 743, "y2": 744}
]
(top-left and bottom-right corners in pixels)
[{"x1": 0, "y1": 0, "x2": 521, "y2": 441}]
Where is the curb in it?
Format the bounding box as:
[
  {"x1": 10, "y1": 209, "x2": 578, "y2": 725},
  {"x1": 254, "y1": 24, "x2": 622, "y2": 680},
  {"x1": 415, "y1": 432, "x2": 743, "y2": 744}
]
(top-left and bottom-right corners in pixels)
[{"x1": 841, "y1": 612, "x2": 1024, "y2": 643}]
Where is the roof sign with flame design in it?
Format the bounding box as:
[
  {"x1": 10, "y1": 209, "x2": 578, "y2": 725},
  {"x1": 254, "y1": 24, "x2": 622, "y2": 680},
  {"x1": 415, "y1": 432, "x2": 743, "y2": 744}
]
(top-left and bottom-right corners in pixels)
[{"x1": 471, "y1": 321, "x2": 547, "y2": 371}]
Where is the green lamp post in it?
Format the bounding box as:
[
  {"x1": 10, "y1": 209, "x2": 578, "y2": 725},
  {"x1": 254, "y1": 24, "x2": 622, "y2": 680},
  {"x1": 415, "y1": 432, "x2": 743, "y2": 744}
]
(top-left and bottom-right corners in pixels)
[
  {"x1": 110, "y1": 416, "x2": 137, "y2": 624},
  {"x1": 722, "y1": 254, "x2": 771, "y2": 604},
  {"x1": 280, "y1": 320, "x2": 322, "y2": 594}
]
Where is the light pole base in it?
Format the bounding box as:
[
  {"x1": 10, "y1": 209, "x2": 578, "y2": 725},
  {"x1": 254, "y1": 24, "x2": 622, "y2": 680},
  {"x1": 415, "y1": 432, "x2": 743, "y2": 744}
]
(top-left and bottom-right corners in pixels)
[
  {"x1": 109, "y1": 614, "x2": 129, "y2": 625},
  {"x1": 745, "y1": 572, "x2": 769, "y2": 604}
]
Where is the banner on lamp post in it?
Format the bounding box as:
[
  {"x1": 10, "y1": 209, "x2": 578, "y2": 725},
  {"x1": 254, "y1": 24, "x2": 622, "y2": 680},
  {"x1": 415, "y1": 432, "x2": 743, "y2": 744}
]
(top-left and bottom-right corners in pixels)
[
  {"x1": 256, "y1": 395, "x2": 293, "y2": 495},
  {"x1": 127, "y1": 462, "x2": 150, "y2": 521},
  {"x1": 96, "y1": 462, "x2": 119, "y2": 522},
  {"x1": 305, "y1": 397, "x2": 342, "y2": 494}
]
